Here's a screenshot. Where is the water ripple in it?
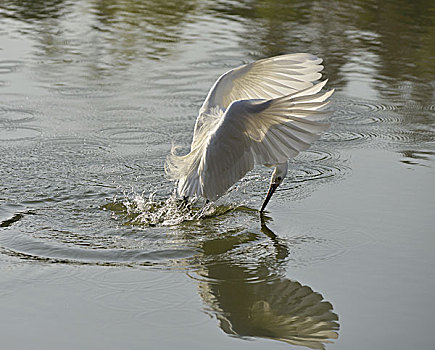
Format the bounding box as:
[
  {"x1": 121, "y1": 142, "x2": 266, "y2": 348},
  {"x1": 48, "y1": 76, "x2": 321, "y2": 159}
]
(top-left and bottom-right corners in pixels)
[
  {"x1": 0, "y1": 126, "x2": 42, "y2": 142},
  {"x1": 0, "y1": 60, "x2": 22, "y2": 74},
  {"x1": 295, "y1": 149, "x2": 334, "y2": 162},
  {"x1": 0, "y1": 239, "x2": 196, "y2": 267},
  {"x1": 290, "y1": 163, "x2": 347, "y2": 184},
  {"x1": 423, "y1": 104, "x2": 435, "y2": 111},
  {"x1": 332, "y1": 109, "x2": 402, "y2": 125},
  {"x1": 97, "y1": 106, "x2": 157, "y2": 122},
  {"x1": 0, "y1": 106, "x2": 37, "y2": 123},
  {"x1": 97, "y1": 127, "x2": 170, "y2": 145},
  {"x1": 0, "y1": 193, "x2": 244, "y2": 268},
  {"x1": 51, "y1": 85, "x2": 117, "y2": 99},
  {"x1": 400, "y1": 149, "x2": 435, "y2": 167},
  {"x1": 41, "y1": 136, "x2": 110, "y2": 150},
  {"x1": 0, "y1": 189, "x2": 347, "y2": 271},
  {"x1": 322, "y1": 130, "x2": 371, "y2": 144}
]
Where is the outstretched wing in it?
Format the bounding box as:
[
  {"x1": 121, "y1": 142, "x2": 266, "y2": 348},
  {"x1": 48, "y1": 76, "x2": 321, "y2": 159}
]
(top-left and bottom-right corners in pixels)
[
  {"x1": 199, "y1": 53, "x2": 324, "y2": 115},
  {"x1": 198, "y1": 81, "x2": 334, "y2": 200}
]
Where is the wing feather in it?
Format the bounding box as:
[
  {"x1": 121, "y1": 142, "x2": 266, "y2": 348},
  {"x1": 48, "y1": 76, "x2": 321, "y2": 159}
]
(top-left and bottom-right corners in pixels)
[
  {"x1": 192, "y1": 82, "x2": 333, "y2": 199},
  {"x1": 199, "y1": 53, "x2": 325, "y2": 115}
]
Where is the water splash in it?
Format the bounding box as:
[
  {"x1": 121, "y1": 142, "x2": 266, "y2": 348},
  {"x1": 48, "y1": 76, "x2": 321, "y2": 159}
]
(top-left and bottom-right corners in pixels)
[{"x1": 103, "y1": 191, "x2": 237, "y2": 227}]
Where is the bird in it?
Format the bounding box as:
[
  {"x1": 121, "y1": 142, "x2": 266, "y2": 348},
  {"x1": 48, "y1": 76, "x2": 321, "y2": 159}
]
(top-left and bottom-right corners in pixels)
[{"x1": 165, "y1": 53, "x2": 334, "y2": 212}]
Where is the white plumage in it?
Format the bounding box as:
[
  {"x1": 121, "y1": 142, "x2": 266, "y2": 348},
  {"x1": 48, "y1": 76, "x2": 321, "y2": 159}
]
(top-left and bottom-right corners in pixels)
[{"x1": 165, "y1": 53, "x2": 334, "y2": 208}]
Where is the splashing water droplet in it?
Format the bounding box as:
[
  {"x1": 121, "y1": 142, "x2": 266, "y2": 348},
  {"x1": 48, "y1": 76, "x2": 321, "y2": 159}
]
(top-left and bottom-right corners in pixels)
[{"x1": 104, "y1": 191, "x2": 227, "y2": 227}]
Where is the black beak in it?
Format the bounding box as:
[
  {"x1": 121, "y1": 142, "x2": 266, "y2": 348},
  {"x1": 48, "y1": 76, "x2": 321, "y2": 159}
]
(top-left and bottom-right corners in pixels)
[{"x1": 260, "y1": 183, "x2": 279, "y2": 212}]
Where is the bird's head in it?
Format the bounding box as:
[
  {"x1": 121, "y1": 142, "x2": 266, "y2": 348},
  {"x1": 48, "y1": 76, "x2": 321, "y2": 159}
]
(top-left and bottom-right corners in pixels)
[
  {"x1": 260, "y1": 163, "x2": 288, "y2": 212},
  {"x1": 270, "y1": 164, "x2": 288, "y2": 186}
]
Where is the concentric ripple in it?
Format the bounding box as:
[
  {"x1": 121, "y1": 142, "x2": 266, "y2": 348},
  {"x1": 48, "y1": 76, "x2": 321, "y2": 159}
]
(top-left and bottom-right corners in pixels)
[
  {"x1": 0, "y1": 188, "x2": 253, "y2": 268},
  {"x1": 0, "y1": 186, "x2": 349, "y2": 271},
  {"x1": 0, "y1": 204, "x2": 198, "y2": 267},
  {"x1": 97, "y1": 127, "x2": 169, "y2": 145},
  {"x1": 290, "y1": 163, "x2": 347, "y2": 184},
  {"x1": 322, "y1": 130, "x2": 372, "y2": 144},
  {"x1": 295, "y1": 149, "x2": 334, "y2": 162},
  {"x1": 0, "y1": 126, "x2": 42, "y2": 142},
  {"x1": 331, "y1": 107, "x2": 402, "y2": 125},
  {"x1": 0, "y1": 106, "x2": 37, "y2": 123}
]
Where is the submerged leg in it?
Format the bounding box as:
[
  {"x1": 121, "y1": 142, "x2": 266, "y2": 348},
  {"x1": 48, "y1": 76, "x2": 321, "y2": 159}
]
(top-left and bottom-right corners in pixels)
[
  {"x1": 178, "y1": 196, "x2": 191, "y2": 210},
  {"x1": 192, "y1": 198, "x2": 211, "y2": 219}
]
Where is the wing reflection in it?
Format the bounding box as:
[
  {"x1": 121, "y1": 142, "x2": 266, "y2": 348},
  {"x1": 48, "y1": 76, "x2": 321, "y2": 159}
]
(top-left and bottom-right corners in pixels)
[{"x1": 193, "y1": 214, "x2": 339, "y2": 350}]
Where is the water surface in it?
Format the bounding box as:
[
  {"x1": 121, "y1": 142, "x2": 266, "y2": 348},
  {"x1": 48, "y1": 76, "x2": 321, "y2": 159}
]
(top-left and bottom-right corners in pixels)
[{"x1": 1, "y1": 0, "x2": 434, "y2": 349}]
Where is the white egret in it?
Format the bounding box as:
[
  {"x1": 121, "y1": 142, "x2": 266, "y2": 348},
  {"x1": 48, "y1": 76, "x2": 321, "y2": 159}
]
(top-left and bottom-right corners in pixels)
[{"x1": 165, "y1": 53, "x2": 334, "y2": 212}]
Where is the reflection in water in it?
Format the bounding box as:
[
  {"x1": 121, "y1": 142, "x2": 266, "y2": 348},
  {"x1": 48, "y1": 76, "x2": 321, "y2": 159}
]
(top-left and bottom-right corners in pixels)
[
  {"x1": 192, "y1": 215, "x2": 339, "y2": 349},
  {"x1": 0, "y1": 0, "x2": 68, "y2": 22},
  {"x1": 90, "y1": 0, "x2": 198, "y2": 62}
]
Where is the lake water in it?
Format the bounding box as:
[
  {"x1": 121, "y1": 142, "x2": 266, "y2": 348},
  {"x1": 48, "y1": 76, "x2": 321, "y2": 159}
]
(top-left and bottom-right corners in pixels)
[{"x1": 1, "y1": 0, "x2": 434, "y2": 349}]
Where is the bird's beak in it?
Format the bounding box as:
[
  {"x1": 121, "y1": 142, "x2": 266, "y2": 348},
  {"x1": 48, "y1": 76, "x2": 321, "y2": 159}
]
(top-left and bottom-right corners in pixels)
[{"x1": 260, "y1": 183, "x2": 279, "y2": 212}]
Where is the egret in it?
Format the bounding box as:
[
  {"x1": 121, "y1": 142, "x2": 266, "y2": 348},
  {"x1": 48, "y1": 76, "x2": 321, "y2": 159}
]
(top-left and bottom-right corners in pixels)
[{"x1": 165, "y1": 53, "x2": 334, "y2": 212}]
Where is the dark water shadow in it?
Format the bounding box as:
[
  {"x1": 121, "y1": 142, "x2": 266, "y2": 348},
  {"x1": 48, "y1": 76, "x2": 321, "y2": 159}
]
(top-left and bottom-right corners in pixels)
[{"x1": 188, "y1": 214, "x2": 340, "y2": 349}]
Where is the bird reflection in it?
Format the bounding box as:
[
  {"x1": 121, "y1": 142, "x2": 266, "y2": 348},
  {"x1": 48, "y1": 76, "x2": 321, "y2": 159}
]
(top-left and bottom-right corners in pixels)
[{"x1": 193, "y1": 214, "x2": 339, "y2": 350}]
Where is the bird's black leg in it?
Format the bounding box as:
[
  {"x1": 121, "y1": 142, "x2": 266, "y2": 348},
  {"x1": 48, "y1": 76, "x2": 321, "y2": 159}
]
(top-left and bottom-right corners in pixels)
[{"x1": 180, "y1": 196, "x2": 191, "y2": 210}]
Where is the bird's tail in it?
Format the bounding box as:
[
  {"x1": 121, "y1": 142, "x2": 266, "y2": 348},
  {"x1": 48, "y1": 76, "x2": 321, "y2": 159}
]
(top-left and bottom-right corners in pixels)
[
  {"x1": 165, "y1": 143, "x2": 203, "y2": 198},
  {"x1": 164, "y1": 143, "x2": 183, "y2": 181}
]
